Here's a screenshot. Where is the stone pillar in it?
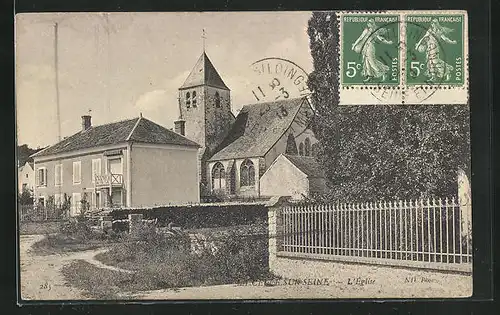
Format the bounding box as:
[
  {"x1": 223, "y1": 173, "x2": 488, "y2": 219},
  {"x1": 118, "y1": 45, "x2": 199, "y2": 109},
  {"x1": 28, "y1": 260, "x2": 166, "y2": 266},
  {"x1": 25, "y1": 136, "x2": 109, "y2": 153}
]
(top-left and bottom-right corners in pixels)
[
  {"x1": 128, "y1": 213, "x2": 143, "y2": 237},
  {"x1": 99, "y1": 215, "x2": 113, "y2": 231},
  {"x1": 457, "y1": 169, "x2": 472, "y2": 241},
  {"x1": 266, "y1": 196, "x2": 289, "y2": 273}
]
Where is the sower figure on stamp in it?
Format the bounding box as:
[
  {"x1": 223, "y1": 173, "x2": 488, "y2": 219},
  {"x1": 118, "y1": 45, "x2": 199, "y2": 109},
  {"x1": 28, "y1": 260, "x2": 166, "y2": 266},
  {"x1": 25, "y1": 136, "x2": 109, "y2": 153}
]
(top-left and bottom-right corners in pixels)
[
  {"x1": 415, "y1": 19, "x2": 457, "y2": 82},
  {"x1": 351, "y1": 19, "x2": 393, "y2": 82}
]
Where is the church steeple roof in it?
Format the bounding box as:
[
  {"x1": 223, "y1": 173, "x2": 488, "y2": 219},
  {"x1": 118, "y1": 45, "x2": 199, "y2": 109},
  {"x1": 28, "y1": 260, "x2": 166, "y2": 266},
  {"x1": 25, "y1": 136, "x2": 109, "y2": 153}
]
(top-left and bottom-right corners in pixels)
[{"x1": 179, "y1": 52, "x2": 229, "y2": 90}]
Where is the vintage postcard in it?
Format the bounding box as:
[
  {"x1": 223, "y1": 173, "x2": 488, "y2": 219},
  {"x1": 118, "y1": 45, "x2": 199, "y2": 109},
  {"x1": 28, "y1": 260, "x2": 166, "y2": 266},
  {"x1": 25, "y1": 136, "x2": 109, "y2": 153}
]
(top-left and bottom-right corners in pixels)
[{"x1": 16, "y1": 11, "x2": 472, "y2": 301}]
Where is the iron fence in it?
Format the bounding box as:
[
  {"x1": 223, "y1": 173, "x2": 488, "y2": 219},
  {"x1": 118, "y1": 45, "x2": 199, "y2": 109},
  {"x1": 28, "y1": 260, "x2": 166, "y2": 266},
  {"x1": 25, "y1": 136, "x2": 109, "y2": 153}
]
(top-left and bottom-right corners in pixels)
[{"x1": 280, "y1": 197, "x2": 472, "y2": 271}]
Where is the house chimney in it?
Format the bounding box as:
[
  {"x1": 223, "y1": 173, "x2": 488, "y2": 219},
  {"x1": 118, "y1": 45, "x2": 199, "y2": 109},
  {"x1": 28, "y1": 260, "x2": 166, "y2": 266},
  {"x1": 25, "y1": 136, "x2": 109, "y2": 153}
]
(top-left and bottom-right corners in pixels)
[
  {"x1": 174, "y1": 119, "x2": 185, "y2": 136},
  {"x1": 81, "y1": 115, "x2": 92, "y2": 131}
]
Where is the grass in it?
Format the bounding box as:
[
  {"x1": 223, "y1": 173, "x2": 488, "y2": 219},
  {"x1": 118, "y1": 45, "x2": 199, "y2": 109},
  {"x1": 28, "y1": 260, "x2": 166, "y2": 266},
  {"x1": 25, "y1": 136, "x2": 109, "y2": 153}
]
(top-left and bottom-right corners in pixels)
[
  {"x1": 61, "y1": 260, "x2": 140, "y2": 299},
  {"x1": 62, "y1": 226, "x2": 277, "y2": 298},
  {"x1": 19, "y1": 221, "x2": 61, "y2": 235},
  {"x1": 28, "y1": 219, "x2": 126, "y2": 255},
  {"x1": 29, "y1": 233, "x2": 112, "y2": 255}
]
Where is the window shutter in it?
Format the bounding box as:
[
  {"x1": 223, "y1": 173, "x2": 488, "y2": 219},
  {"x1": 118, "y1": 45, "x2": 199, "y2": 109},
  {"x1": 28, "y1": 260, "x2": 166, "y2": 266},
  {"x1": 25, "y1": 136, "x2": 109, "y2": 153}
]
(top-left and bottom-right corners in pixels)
[
  {"x1": 55, "y1": 165, "x2": 62, "y2": 186},
  {"x1": 73, "y1": 161, "x2": 81, "y2": 183},
  {"x1": 92, "y1": 159, "x2": 102, "y2": 181}
]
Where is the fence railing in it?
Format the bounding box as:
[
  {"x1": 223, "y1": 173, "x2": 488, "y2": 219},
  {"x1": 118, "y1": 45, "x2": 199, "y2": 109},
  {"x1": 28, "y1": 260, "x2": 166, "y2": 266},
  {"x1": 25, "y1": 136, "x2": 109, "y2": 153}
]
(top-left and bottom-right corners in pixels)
[
  {"x1": 18, "y1": 204, "x2": 69, "y2": 222},
  {"x1": 279, "y1": 197, "x2": 472, "y2": 271},
  {"x1": 95, "y1": 173, "x2": 123, "y2": 187}
]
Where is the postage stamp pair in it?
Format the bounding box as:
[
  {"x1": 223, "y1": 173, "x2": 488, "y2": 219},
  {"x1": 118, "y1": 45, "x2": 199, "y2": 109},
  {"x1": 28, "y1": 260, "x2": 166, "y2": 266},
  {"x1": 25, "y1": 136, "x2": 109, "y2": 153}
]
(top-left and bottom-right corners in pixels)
[{"x1": 339, "y1": 10, "x2": 468, "y2": 105}]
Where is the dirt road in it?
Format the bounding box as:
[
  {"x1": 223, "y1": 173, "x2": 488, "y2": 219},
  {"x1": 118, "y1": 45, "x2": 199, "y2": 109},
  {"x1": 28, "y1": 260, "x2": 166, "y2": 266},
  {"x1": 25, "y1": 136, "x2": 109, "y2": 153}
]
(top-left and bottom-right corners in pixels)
[
  {"x1": 19, "y1": 235, "x2": 112, "y2": 301},
  {"x1": 20, "y1": 234, "x2": 472, "y2": 300}
]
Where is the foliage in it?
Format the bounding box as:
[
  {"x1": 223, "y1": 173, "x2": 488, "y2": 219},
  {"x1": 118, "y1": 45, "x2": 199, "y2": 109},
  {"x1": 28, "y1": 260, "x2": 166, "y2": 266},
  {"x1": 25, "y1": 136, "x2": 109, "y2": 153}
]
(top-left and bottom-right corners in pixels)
[
  {"x1": 80, "y1": 192, "x2": 90, "y2": 217},
  {"x1": 60, "y1": 193, "x2": 72, "y2": 217},
  {"x1": 17, "y1": 144, "x2": 44, "y2": 167},
  {"x1": 19, "y1": 221, "x2": 61, "y2": 235},
  {"x1": 93, "y1": 225, "x2": 272, "y2": 293},
  {"x1": 110, "y1": 203, "x2": 268, "y2": 229},
  {"x1": 206, "y1": 230, "x2": 270, "y2": 283},
  {"x1": 285, "y1": 133, "x2": 298, "y2": 155},
  {"x1": 307, "y1": 12, "x2": 470, "y2": 201},
  {"x1": 59, "y1": 217, "x2": 96, "y2": 241},
  {"x1": 18, "y1": 187, "x2": 33, "y2": 205}
]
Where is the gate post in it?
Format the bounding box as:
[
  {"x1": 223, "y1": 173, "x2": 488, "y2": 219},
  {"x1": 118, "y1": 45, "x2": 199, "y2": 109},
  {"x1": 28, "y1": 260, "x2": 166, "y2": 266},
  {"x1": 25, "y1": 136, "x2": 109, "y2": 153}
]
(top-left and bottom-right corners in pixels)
[
  {"x1": 457, "y1": 169, "x2": 472, "y2": 242},
  {"x1": 266, "y1": 196, "x2": 290, "y2": 272}
]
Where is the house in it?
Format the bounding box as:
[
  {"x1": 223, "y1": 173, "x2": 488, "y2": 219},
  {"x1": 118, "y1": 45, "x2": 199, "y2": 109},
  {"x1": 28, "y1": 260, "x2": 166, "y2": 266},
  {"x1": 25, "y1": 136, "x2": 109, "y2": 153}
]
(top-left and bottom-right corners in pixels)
[
  {"x1": 31, "y1": 114, "x2": 200, "y2": 215},
  {"x1": 18, "y1": 161, "x2": 34, "y2": 193},
  {"x1": 260, "y1": 154, "x2": 326, "y2": 200},
  {"x1": 173, "y1": 51, "x2": 319, "y2": 199}
]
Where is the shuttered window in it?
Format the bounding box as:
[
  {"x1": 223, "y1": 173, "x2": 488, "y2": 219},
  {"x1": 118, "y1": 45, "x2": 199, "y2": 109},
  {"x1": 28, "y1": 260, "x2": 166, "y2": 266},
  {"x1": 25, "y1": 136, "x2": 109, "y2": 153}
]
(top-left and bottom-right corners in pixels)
[
  {"x1": 91, "y1": 159, "x2": 101, "y2": 183},
  {"x1": 73, "y1": 161, "x2": 81, "y2": 184},
  {"x1": 37, "y1": 167, "x2": 47, "y2": 187},
  {"x1": 54, "y1": 164, "x2": 63, "y2": 186}
]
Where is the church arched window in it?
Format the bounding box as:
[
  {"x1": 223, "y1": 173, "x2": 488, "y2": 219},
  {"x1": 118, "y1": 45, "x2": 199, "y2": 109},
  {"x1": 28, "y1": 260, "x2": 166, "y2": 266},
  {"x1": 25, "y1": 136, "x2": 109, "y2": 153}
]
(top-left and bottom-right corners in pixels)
[
  {"x1": 299, "y1": 142, "x2": 304, "y2": 156},
  {"x1": 215, "y1": 92, "x2": 221, "y2": 108},
  {"x1": 212, "y1": 162, "x2": 225, "y2": 191},
  {"x1": 192, "y1": 91, "x2": 197, "y2": 107},
  {"x1": 304, "y1": 138, "x2": 311, "y2": 156},
  {"x1": 186, "y1": 92, "x2": 191, "y2": 108},
  {"x1": 240, "y1": 159, "x2": 255, "y2": 187}
]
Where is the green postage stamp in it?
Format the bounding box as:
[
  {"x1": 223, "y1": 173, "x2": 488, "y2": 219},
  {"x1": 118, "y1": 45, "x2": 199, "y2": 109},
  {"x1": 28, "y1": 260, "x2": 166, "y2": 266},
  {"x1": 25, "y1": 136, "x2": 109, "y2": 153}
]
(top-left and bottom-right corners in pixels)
[
  {"x1": 339, "y1": 10, "x2": 468, "y2": 105},
  {"x1": 406, "y1": 14, "x2": 464, "y2": 85},
  {"x1": 341, "y1": 15, "x2": 400, "y2": 85}
]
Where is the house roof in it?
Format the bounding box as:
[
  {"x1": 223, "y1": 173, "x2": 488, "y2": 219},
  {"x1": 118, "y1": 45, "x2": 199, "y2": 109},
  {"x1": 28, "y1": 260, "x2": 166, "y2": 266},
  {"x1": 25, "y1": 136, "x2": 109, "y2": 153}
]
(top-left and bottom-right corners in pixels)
[
  {"x1": 283, "y1": 154, "x2": 325, "y2": 178},
  {"x1": 179, "y1": 52, "x2": 229, "y2": 90},
  {"x1": 209, "y1": 98, "x2": 306, "y2": 161},
  {"x1": 32, "y1": 116, "x2": 200, "y2": 158}
]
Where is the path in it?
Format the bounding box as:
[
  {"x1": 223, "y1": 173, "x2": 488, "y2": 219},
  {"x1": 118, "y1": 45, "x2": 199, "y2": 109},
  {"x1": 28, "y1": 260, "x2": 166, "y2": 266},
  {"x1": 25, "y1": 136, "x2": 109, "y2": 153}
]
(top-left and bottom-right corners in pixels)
[{"x1": 19, "y1": 234, "x2": 131, "y2": 301}]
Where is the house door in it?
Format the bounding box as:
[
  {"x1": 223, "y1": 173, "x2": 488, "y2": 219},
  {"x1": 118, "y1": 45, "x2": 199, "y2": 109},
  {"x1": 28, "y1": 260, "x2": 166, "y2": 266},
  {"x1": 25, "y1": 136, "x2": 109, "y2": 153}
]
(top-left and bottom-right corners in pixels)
[{"x1": 92, "y1": 191, "x2": 101, "y2": 210}]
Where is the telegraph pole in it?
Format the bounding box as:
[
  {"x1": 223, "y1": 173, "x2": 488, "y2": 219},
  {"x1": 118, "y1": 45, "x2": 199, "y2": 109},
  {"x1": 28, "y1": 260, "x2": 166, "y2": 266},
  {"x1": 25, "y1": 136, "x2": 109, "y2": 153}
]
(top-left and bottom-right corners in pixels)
[{"x1": 54, "y1": 22, "x2": 61, "y2": 141}]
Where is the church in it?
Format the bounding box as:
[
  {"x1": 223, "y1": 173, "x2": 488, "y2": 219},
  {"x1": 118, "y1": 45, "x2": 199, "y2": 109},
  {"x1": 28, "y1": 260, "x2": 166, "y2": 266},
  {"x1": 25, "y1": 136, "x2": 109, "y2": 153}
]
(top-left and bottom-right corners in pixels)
[{"x1": 173, "y1": 52, "x2": 325, "y2": 200}]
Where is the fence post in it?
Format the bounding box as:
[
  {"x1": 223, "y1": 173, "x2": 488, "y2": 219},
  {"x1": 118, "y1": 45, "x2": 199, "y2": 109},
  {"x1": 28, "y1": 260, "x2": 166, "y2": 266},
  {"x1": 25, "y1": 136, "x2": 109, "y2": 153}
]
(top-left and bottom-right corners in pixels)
[{"x1": 266, "y1": 196, "x2": 290, "y2": 272}]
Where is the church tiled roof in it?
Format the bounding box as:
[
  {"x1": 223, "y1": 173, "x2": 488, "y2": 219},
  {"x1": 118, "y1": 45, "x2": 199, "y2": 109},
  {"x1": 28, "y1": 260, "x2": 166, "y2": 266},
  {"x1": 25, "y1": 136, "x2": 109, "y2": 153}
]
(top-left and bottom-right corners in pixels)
[
  {"x1": 33, "y1": 116, "x2": 200, "y2": 158},
  {"x1": 180, "y1": 52, "x2": 229, "y2": 90},
  {"x1": 209, "y1": 98, "x2": 307, "y2": 161},
  {"x1": 283, "y1": 154, "x2": 325, "y2": 178}
]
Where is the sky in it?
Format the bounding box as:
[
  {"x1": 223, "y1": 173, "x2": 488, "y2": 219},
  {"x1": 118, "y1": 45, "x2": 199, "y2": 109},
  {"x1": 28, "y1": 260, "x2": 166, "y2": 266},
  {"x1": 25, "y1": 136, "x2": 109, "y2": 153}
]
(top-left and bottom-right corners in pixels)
[{"x1": 15, "y1": 12, "x2": 313, "y2": 148}]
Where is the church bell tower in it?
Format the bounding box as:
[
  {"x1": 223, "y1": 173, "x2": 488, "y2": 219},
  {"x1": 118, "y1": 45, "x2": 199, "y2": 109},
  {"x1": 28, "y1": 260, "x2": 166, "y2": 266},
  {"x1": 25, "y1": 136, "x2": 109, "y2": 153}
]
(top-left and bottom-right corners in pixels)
[{"x1": 175, "y1": 52, "x2": 234, "y2": 192}]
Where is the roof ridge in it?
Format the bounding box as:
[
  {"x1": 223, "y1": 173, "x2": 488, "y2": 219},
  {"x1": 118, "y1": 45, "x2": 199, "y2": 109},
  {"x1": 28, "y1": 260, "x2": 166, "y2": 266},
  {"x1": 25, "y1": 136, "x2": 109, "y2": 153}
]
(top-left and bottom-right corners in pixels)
[
  {"x1": 239, "y1": 96, "x2": 306, "y2": 110},
  {"x1": 126, "y1": 116, "x2": 142, "y2": 141},
  {"x1": 284, "y1": 153, "x2": 316, "y2": 158}
]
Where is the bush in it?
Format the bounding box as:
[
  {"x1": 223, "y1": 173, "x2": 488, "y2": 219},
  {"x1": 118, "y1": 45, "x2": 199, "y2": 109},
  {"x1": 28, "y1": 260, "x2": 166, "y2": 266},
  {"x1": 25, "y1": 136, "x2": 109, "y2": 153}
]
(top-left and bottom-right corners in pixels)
[
  {"x1": 59, "y1": 219, "x2": 94, "y2": 240},
  {"x1": 95, "y1": 224, "x2": 273, "y2": 290},
  {"x1": 204, "y1": 230, "x2": 270, "y2": 283}
]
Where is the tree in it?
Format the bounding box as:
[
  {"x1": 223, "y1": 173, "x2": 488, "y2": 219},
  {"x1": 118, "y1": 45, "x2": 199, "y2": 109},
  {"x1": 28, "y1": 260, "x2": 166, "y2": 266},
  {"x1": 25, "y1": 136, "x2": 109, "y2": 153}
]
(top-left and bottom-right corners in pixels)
[
  {"x1": 307, "y1": 12, "x2": 470, "y2": 201},
  {"x1": 285, "y1": 133, "x2": 298, "y2": 155},
  {"x1": 18, "y1": 187, "x2": 33, "y2": 205},
  {"x1": 17, "y1": 144, "x2": 44, "y2": 167}
]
